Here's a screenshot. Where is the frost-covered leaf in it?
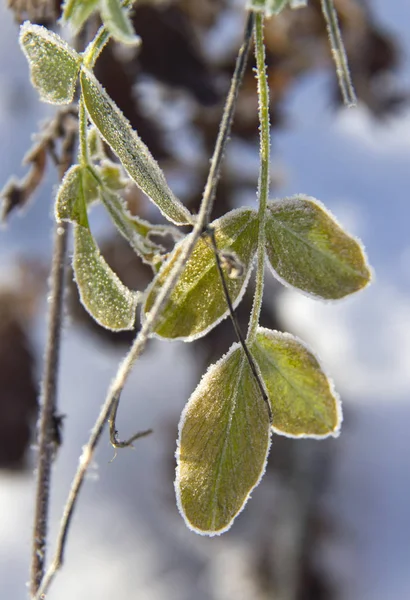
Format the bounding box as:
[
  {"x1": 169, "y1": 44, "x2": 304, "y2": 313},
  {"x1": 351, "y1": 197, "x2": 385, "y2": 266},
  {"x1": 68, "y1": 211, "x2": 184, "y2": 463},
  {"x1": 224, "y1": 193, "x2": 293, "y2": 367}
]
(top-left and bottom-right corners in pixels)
[
  {"x1": 251, "y1": 328, "x2": 342, "y2": 438},
  {"x1": 62, "y1": 0, "x2": 100, "y2": 33},
  {"x1": 55, "y1": 164, "x2": 98, "y2": 225},
  {"x1": 73, "y1": 224, "x2": 138, "y2": 330},
  {"x1": 98, "y1": 160, "x2": 128, "y2": 191},
  {"x1": 247, "y1": 0, "x2": 289, "y2": 16},
  {"x1": 20, "y1": 23, "x2": 81, "y2": 104},
  {"x1": 265, "y1": 195, "x2": 371, "y2": 299},
  {"x1": 144, "y1": 208, "x2": 259, "y2": 340},
  {"x1": 98, "y1": 185, "x2": 172, "y2": 265},
  {"x1": 101, "y1": 0, "x2": 140, "y2": 46},
  {"x1": 176, "y1": 343, "x2": 271, "y2": 535},
  {"x1": 80, "y1": 69, "x2": 192, "y2": 226}
]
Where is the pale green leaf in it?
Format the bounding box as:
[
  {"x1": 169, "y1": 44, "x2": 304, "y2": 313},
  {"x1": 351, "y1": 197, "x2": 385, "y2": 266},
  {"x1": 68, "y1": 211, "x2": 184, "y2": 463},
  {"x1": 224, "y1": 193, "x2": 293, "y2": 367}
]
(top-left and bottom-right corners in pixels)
[
  {"x1": 176, "y1": 343, "x2": 271, "y2": 535},
  {"x1": 143, "y1": 208, "x2": 259, "y2": 340},
  {"x1": 98, "y1": 160, "x2": 128, "y2": 191},
  {"x1": 247, "y1": 0, "x2": 289, "y2": 16},
  {"x1": 55, "y1": 165, "x2": 97, "y2": 226},
  {"x1": 265, "y1": 195, "x2": 372, "y2": 300},
  {"x1": 80, "y1": 69, "x2": 192, "y2": 226},
  {"x1": 251, "y1": 328, "x2": 342, "y2": 438},
  {"x1": 101, "y1": 0, "x2": 140, "y2": 46},
  {"x1": 73, "y1": 224, "x2": 138, "y2": 330},
  {"x1": 20, "y1": 23, "x2": 81, "y2": 104},
  {"x1": 98, "y1": 184, "x2": 172, "y2": 265},
  {"x1": 62, "y1": 0, "x2": 100, "y2": 32}
]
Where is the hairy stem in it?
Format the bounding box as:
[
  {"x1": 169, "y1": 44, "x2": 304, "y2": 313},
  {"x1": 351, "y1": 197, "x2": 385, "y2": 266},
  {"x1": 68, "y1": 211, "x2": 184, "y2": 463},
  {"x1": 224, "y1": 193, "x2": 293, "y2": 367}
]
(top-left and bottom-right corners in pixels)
[
  {"x1": 247, "y1": 13, "x2": 270, "y2": 343},
  {"x1": 202, "y1": 10, "x2": 255, "y2": 227},
  {"x1": 83, "y1": 25, "x2": 110, "y2": 69},
  {"x1": 82, "y1": 0, "x2": 135, "y2": 69},
  {"x1": 320, "y1": 0, "x2": 356, "y2": 107},
  {"x1": 30, "y1": 221, "x2": 68, "y2": 598},
  {"x1": 78, "y1": 98, "x2": 89, "y2": 166},
  {"x1": 34, "y1": 12, "x2": 255, "y2": 599}
]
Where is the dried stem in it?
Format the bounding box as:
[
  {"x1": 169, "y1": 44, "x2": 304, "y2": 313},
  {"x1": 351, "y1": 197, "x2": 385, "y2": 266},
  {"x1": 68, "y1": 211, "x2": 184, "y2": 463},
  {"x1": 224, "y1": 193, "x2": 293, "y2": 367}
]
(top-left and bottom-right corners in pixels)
[
  {"x1": 33, "y1": 12, "x2": 255, "y2": 599},
  {"x1": 30, "y1": 221, "x2": 68, "y2": 598}
]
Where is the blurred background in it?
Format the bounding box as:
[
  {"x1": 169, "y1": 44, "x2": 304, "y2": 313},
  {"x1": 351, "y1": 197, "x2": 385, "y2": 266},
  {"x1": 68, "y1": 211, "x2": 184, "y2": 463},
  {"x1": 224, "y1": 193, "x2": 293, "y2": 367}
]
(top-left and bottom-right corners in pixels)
[{"x1": 1, "y1": 0, "x2": 410, "y2": 598}]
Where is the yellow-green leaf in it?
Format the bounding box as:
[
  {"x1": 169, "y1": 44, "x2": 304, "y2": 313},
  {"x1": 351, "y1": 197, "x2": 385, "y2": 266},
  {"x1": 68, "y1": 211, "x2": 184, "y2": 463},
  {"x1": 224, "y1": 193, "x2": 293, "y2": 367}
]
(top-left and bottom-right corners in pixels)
[
  {"x1": 176, "y1": 343, "x2": 271, "y2": 535},
  {"x1": 62, "y1": 0, "x2": 100, "y2": 33},
  {"x1": 55, "y1": 164, "x2": 97, "y2": 226},
  {"x1": 265, "y1": 195, "x2": 372, "y2": 299},
  {"x1": 80, "y1": 69, "x2": 192, "y2": 226},
  {"x1": 251, "y1": 328, "x2": 342, "y2": 438},
  {"x1": 73, "y1": 224, "x2": 138, "y2": 330},
  {"x1": 20, "y1": 23, "x2": 81, "y2": 104},
  {"x1": 143, "y1": 208, "x2": 259, "y2": 341},
  {"x1": 101, "y1": 0, "x2": 140, "y2": 46}
]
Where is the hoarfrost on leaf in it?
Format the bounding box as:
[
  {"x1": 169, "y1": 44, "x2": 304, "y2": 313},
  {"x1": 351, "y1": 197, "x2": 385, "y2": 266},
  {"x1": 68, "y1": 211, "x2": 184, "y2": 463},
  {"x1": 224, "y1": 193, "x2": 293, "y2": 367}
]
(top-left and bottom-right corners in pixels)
[
  {"x1": 143, "y1": 208, "x2": 259, "y2": 341},
  {"x1": 20, "y1": 22, "x2": 82, "y2": 105},
  {"x1": 265, "y1": 195, "x2": 372, "y2": 300},
  {"x1": 101, "y1": 0, "x2": 141, "y2": 46},
  {"x1": 176, "y1": 343, "x2": 271, "y2": 535},
  {"x1": 80, "y1": 68, "x2": 193, "y2": 226},
  {"x1": 73, "y1": 224, "x2": 138, "y2": 330},
  {"x1": 250, "y1": 327, "x2": 342, "y2": 438},
  {"x1": 62, "y1": 0, "x2": 100, "y2": 33}
]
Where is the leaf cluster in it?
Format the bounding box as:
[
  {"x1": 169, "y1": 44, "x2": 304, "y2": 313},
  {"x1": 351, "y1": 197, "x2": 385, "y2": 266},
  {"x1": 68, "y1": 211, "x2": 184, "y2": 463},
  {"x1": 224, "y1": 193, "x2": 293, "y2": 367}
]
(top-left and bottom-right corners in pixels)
[{"x1": 16, "y1": 2, "x2": 371, "y2": 540}]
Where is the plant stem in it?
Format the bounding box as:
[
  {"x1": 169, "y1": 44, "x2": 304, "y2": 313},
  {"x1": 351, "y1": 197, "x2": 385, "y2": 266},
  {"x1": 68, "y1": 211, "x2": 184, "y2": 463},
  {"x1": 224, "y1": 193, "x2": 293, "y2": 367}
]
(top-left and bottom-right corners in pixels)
[
  {"x1": 82, "y1": 0, "x2": 135, "y2": 69},
  {"x1": 33, "y1": 12, "x2": 255, "y2": 599},
  {"x1": 30, "y1": 221, "x2": 68, "y2": 598},
  {"x1": 320, "y1": 0, "x2": 356, "y2": 107},
  {"x1": 247, "y1": 12, "x2": 270, "y2": 343},
  {"x1": 78, "y1": 98, "x2": 89, "y2": 166},
  {"x1": 83, "y1": 25, "x2": 110, "y2": 69},
  {"x1": 202, "y1": 11, "x2": 255, "y2": 227}
]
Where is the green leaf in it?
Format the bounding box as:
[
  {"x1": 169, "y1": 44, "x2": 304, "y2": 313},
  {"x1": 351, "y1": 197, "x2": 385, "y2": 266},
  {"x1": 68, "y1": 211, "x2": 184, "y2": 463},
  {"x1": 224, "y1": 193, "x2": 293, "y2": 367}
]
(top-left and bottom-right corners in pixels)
[
  {"x1": 55, "y1": 164, "x2": 97, "y2": 226},
  {"x1": 176, "y1": 343, "x2": 271, "y2": 535},
  {"x1": 19, "y1": 23, "x2": 82, "y2": 104},
  {"x1": 101, "y1": 0, "x2": 140, "y2": 46},
  {"x1": 97, "y1": 184, "x2": 173, "y2": 266},
  {"x1": 250, "y1": 328, "x2": 342, "y2": 438},
  {"x1": 80, "y1": 69, "x2": 192, "y2": 226},
  {"x1": 62, "y1": 0, "x2": 100, "y2": 33},
  {"x1": 143, "y1": 208, "x2": 259, "y2": 340},
  {"x1": 73, "y1": 224, "x2": 138, "y2": 330},
  {"x1": 265, "y1": 195, "x2": 372, "y2": 300},
  {"x1": 247, "y1": 0, "x2": 289, "y2": 16}
]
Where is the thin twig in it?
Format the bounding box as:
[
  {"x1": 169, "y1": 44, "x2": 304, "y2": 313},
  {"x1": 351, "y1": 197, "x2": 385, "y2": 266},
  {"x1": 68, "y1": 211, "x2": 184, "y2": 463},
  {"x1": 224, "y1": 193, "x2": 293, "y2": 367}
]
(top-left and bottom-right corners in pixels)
[
  {"x1": 207, "y1": 226, "x2": 272, "y2": 422},
  {"x1": 34, "y1": 12, "x2": 255, "y2": 599},
  {"x1": 107, "y1": 10, "x2": 256, "y2": 446},
  {"x1": 30, "y1": 221, "x2": 68, "y2": 598},
  {"x1": 320, "y1": 0, "x2": 357, "y2": 107}
]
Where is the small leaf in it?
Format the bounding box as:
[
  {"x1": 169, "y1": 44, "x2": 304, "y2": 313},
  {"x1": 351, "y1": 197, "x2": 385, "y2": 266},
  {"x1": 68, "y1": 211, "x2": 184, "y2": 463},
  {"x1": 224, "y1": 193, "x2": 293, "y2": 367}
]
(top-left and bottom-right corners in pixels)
[
  {"x1": 97, "y1": 184, "x2": 171, "y2": 265},
  {"x1": 73, "y1": 224, "x2": 138, "y2": 330},
  {"x1": 251, "y1": 328, "x2": 342, "y2": 438},
  {"x1": 143, "y1": 208, "x2": 259, "y2": 340},
  {"x1": 265, "y1": 195, "x2": 372, "y2": 299},
  {"x1": 55, "y1": 165, "x2": 97, "y2": 226},
  {"x1": 101, "y1": 0, "x2": 140, "y2": 46},
  {"x1": 247, "y1": 0, "x2": 289, "y2": 16},
  {"x1": 176, "y1": 343, "x2": 271, "y2": 535},
  {"x1": 62, "y1": 0, "x2": 100, "y2": 33},
  {"x1": 80, "y1": 69, "x2": 192, "y2": 226},
  {"x1": 20, "y1": 23, "x2": 81, "y2": 104}
]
